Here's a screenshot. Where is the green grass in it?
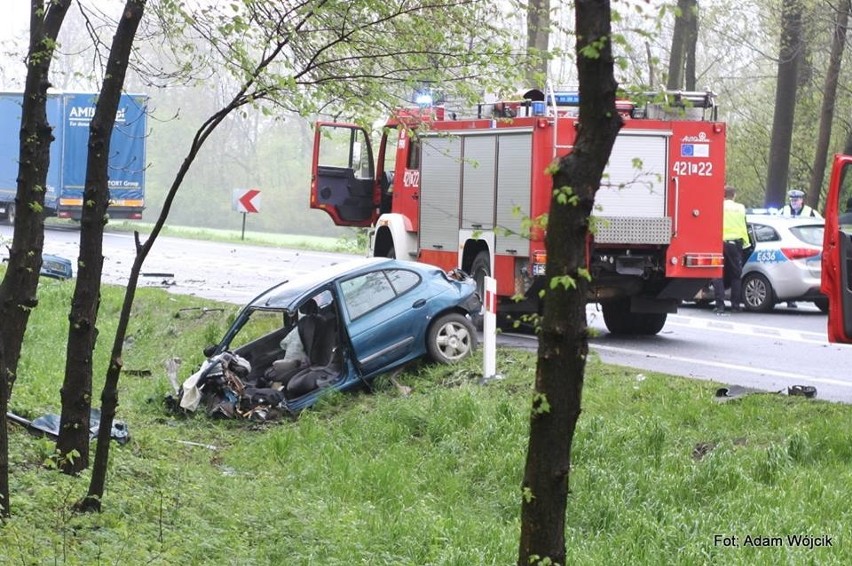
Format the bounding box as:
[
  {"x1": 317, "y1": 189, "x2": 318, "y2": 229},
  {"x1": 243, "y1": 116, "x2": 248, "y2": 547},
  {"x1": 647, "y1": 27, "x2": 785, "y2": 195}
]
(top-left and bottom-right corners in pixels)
[
  {"x1": 97, "y1": 219, "x2": 369, "y2": 255},
  {"x1": 2, "y1": 275, "x2": 851, "y2": 565}
]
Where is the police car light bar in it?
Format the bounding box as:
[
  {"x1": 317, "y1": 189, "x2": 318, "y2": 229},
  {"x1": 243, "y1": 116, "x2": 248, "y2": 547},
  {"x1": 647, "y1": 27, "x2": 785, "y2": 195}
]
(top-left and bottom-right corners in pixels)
[{"x1": 548, "y1": 90, "x2": 716, "y2": 109}]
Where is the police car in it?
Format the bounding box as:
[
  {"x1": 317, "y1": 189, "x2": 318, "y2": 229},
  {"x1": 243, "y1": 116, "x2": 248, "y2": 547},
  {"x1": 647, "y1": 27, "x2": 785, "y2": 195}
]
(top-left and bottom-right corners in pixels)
[{"x1": 740, "y1": 214, "x2": 827, "y2": 312}]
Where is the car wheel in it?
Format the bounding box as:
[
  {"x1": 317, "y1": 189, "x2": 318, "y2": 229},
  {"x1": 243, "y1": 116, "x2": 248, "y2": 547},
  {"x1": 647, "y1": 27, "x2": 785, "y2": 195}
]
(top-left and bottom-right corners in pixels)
[
  {"x1": 813, "y1": 297, "x2": 829, "y2": 313},
  {"x1": 427, "y1": 313, "x2": 477, "y2": 363},
  {"x1": 742, "y1": 273, "x2": 774, "y2": 312}
]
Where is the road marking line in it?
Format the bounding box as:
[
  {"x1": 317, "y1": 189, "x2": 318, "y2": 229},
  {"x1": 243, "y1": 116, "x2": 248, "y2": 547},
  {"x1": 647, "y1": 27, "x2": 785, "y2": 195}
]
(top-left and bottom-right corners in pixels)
[{"x1": 591, "y1": 343, "x2": 852, "y2": 388}]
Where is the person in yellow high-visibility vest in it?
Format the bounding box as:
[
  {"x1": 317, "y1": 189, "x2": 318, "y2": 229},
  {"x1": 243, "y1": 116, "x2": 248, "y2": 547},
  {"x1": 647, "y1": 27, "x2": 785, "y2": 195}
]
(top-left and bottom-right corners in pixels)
[{"x1": 712, "y1": 185, "x2": 750, "y2": 314}]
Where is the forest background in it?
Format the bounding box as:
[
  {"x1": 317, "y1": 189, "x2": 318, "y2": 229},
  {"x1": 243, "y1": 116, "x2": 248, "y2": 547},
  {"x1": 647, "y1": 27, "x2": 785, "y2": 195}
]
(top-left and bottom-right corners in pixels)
[{"x1": 2, "y1": 0, "x2": 846, "y2": 235}]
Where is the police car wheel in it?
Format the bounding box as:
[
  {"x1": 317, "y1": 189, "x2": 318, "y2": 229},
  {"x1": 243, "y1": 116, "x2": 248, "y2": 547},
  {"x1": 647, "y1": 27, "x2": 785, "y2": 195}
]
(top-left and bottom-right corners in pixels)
[{"x1": 743, "y1": 273, "x2": 774, "y2": 312}]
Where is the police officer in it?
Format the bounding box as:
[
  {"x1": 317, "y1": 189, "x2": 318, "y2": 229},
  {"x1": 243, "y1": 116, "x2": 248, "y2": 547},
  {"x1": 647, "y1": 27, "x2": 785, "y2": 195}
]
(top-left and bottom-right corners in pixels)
[
  {"x1": 713, "y1": 185, "x2": 750, "y2": 314},
  {"x1": 780, "y1": 189, "x2": 822, "y2": 217}
]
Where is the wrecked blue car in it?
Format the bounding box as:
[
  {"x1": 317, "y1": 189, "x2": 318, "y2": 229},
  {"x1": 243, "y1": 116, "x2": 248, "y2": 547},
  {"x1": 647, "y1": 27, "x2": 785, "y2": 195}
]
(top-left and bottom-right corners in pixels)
[{"x1": 179, "y1": 257, "x2": 481, "y2": 418}]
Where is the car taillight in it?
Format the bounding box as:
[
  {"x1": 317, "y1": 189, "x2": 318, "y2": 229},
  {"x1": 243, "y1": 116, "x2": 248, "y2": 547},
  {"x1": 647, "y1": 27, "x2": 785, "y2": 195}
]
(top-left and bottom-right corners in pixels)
[{"x1": 780, "y1": 247, "x2": 820, "y2": 260}]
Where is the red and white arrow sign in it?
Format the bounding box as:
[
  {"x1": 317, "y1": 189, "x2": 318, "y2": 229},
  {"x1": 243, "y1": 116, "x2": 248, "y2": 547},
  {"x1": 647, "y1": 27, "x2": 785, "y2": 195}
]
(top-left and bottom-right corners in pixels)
[{"x1": 233, "y1": 188, "x2": 261, "y2": 213}]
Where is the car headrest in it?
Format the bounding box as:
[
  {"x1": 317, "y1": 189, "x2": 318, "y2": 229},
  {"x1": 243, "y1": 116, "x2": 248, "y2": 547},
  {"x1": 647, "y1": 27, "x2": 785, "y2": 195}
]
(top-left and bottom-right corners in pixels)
[{"x1": 300, "y1": 298, "x2": 319, "y2": 316}]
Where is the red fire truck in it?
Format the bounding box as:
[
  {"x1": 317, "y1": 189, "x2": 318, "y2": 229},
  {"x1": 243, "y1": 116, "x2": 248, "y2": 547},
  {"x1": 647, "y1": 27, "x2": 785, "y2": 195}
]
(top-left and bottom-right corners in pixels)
[{"x1": 310, "y1": 90, "x2": 726, "y2": 334}]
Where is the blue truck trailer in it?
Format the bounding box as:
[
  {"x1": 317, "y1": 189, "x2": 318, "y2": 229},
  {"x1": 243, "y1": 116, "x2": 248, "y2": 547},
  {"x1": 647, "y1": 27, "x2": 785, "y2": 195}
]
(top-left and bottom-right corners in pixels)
[{"x1": 0, "y1": 91, "x2": 148, "y2": 224}]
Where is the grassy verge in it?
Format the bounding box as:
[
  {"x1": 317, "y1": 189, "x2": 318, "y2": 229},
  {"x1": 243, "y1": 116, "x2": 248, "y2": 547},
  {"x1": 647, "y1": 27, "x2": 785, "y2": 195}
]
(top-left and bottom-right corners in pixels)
[
  {"x1": 96, "y1": 219, "x2": 369, "y2": 255},
  {"x1": 2, "y1": 275, "x2": 850, "y2": 565}
]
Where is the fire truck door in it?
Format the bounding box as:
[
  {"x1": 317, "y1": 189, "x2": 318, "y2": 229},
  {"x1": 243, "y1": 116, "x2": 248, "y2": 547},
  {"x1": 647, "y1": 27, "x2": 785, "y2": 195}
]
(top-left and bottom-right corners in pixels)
[
  {"x1": 311, "y1": 123, "x2": 378, "y2": 227},
  {"x1": 822, "y1": 154, "x2": 852, "y2": 343}
]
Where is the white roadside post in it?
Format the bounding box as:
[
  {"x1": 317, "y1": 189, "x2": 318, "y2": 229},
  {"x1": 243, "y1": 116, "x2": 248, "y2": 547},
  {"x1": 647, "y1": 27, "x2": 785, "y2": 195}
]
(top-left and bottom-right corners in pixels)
[{"x1": 483, "y1": 276, "x2": 497, "y2": 380}]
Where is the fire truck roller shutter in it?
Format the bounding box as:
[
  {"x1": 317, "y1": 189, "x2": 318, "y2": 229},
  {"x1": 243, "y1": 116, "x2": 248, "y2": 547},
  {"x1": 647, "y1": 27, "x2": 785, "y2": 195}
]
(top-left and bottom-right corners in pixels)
[
  {"x1": 593, "y1": 134, "x2": 671, "y2": 245},
  {"x1": 461, "y1": 135, "x2": 497, "y2": 231},
  {"x1": 420, "y1": 136, "x2": 462, "y2": 252},
  {"x1": 495, "y1": 134, "x2": 533, "y2": 254}
]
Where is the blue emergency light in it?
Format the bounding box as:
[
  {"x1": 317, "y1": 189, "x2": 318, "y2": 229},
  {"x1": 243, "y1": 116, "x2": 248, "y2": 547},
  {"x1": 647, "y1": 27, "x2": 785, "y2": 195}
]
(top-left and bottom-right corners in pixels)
[{"x1": 552, "y1": 92, "x2": 580, "y2": 106}]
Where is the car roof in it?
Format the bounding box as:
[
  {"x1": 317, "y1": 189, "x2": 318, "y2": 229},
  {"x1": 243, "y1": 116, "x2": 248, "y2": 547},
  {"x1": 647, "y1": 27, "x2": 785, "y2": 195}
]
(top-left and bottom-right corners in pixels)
[
  {"x1": 247, "y1": 256, "x2": 426, "y2": 310},
  {"x1": 746, "y1": 213, "x2": 824, "y2": 226}
]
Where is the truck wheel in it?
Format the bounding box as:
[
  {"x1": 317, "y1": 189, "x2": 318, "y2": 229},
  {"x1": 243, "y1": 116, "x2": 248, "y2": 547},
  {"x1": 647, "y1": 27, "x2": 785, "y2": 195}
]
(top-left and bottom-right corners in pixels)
[
  {"x1": 742, "y1": 273, "x2": 774, "y2": 312},
  {"x1": 601, "y1": 298, "x2": 633, "y2": 334},
  {"x1": 602, "y1": 298, "x2": 667, "y2": 335},
  {"x1": 470, "y1": 251, "x2": 490, "y2": 299},
  {"x1": 426, "y1": 312, "x2": 477, "y2": 363},
  {"x1": 630, "y1": 312, "x2": 667, "y2": 335}
]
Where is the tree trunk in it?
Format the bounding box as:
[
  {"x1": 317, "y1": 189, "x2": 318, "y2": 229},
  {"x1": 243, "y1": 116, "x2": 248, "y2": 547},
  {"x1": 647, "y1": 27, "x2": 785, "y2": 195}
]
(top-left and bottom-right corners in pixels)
[
  {"x1": 0, "y1": 0, "x2": 71, "y2": 518},
  {"x1": 683, "y1": 0, "x2": 698, "y2": 90},
  {"x1": 666, "y1": 0, "x2": 686, "y2": 89},
  {"x1": 57, "y1": 0, "x2": 145, "y2": 476},
  {"x1": 517, "y1": 0, "x2": 622, "y2": 563},
  {"x1": 808, "y1": 0, "x2": 850, "y2": 211},
  {"x1": 765, "y1": 0, "x2": 803, "y2": 208},
  {"x1": 667, "y1": 0, "x2": 698, "y2": 91},
  {"x1": 526, "y1": 0, "x2": 551, "y2": 88}
]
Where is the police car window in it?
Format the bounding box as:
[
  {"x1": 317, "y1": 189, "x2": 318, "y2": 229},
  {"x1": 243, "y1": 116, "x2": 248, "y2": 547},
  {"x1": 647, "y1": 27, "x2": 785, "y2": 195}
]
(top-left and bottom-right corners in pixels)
[
  {"x1": 751, "y1": 224, "x2": 780, "y2": 243},
  {"x1": 790, "y1": 225, "x2": 825, "y2": 246},
  {"x1": 385, "y1": 269, "x2": 420, "y2": 295},
  {"x1": 340, "y1": 270, "x2": 397, "y2": 320}
]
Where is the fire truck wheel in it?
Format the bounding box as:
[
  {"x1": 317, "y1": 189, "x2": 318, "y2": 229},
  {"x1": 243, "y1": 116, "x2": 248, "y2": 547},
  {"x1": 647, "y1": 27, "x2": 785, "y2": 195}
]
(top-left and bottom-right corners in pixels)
[
  {"x1": 630, "y1": 312, "x2": 667, "y2": 335},
  {"x1": 601, "y1": 298, "x2": 667, "y2": 335},
  {"x1": 742, "y1": 273, "x2": 774, "y2": 312},
  {"x1": 470, "y1": 251, "x2": 491, "y2": 298},
  {"x1": 427, "y1": 312, "x2": 477, "y2": 364}
]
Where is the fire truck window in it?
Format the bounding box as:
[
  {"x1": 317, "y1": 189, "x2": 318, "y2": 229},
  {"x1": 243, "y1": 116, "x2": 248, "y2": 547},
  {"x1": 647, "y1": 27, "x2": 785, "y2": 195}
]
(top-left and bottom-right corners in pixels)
[
  {"x1": 318, "y1": 126, "x2": 373, "y2": 181},
  {"x1": 382, "y1": 127, "x2": 400, "y2": 173},
  {"x1": 352, "y1": 135, "x2": 373, "y2": 180},
  {"x1": 407, "y1": 138, "x2": 421, "y2": 170},
  {"x1": 318, "y1": 126, "x2": 357, "y2": 169},
  {"x1": 839, "y1": 162, "x2": 852, "y2": 228}
]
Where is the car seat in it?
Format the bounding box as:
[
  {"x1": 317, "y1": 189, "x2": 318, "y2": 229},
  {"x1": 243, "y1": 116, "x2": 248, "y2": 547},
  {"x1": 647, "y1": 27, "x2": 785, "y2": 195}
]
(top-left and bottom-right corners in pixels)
[{"x1": 286, "y1": 302, "x2": 342, "y2": 397}]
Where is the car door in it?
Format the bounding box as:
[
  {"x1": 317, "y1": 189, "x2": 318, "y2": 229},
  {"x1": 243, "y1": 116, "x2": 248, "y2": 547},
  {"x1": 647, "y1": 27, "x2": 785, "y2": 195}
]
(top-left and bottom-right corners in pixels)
[
  {"x1": 339, "y1": 267, "x2": 435, "y2": 375},
  {"x1": 310, "y1": 122, "x2": 379, "y2": 226},
  {"x1": 821, "y1": 154, "x2": 852, "y2": 342}
]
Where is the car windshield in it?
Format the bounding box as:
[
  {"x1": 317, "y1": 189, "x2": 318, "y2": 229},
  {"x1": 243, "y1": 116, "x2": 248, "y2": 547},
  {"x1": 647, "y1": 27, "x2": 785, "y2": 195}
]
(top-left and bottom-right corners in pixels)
[{"x1": 789, "y1": 225, "x2": 824, "y2": 246}]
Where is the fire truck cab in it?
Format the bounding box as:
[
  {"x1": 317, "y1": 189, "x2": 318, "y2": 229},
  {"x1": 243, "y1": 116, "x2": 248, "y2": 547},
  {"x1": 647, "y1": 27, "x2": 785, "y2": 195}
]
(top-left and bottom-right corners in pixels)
[{"x1": 310, "y1": 90, "x2": 726, "y2": 335}]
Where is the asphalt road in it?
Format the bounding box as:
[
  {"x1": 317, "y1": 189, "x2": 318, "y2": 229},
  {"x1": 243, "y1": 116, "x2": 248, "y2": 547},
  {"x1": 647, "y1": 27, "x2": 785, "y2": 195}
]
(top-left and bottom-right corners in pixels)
[
  {"x1": 502, "y1": 302, "x2": 852, "y2": 404},
  {"x1": 4, "y1": 224, "x2": 851, "y2": 403}
]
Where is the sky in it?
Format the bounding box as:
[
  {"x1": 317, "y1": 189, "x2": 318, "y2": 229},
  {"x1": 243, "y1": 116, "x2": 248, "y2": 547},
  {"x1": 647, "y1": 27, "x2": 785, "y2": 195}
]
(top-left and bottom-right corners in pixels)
[{"x1": 2, "y1": 2, "x2": 27, "y2": 40}]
